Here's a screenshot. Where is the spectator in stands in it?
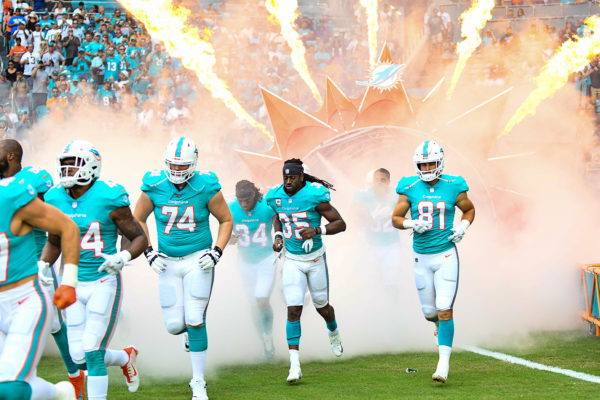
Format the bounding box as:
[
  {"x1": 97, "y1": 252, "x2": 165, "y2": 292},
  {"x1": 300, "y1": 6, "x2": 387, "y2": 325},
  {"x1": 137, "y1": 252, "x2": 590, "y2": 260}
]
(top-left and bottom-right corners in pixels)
[
  {"x1": 5, "y1": 61, "x2": 18, "y2": 84},
  {"x1": 51, "y1": 1, "x2": 67, "y2": 16},
  {"x1": 428, "y1": 8, "x2": 443, "y2": 49},
  {"x1": 16, "y1": 109, "x2": 31, "y2": 135},
  {"x1": 587, "y1": 57, "x2": 600, "y2": 106},
  {"x1": 165, "y1": 96, "x2": 190, "y2": 125},
  {"x1": 31, "y1": 60, "x2": 48, "y2": 118},
  {"x1": 42, "y1": 42, "x2": 65, "y2": 75},
  {"x1": 13, "y1": 73, "x2": 28, "y2": 109},
  {"x1": 147, "y1": 43, "x2": 167, "y2": 78},
  {"x1": 68, "y1": 75, "x2": 83, "y2": 98},
  {"x1": 482, "y1": 28, "x2": 497, "y2": 48},
  {"x1": 517, "y1": 8, "x2": 526, "y2": 19},
  {"x1": 25, "y1": 12, "x2": 37, "y2": 31},
  {"x1": 8, "y1": 8, "x2": 25, "y2": 38},
  {"x1": 72, "y1": 48, "x2": 91, "y2": 80},
  {"x1": 31, "y1": 23, "x2": 43, "y2": 53},
  {"x1": 9, "y1": 37, "x2": 27, "y2": 67},
  {"x1": 440, "y1": 6, "x2": 453, "y2": 41},
  {"x1": 96, "y1": 80, "x2": 115, "y2": 107},
  {"x1": 34, "y1": 0, "x2": 46, "y2": 13},
  {"x1": 39, "y1": 12, "x2": 53, "y2": 29},
  {"x1": 20, "y1": 43, "x2": 38, "y2": 84},
  {"x1": 46, "y1": 86, "x2": 67, "y2": 110},
  {"x1": 12, "y1": 21, "x2": 30, "y2": 46},
  {"x1": 90, "y1": 48, "x2": 105, "y2": 86},
  {"x1": 72, "y1": 2, "x2": 85, "y2": 17},
  {"x1": 0, "y1": 119, "x2": 11, "y2": 139},
  {"x1": 63, "y1": 28, "x2": 80, "y2": 66},
  {"x1": 0, "y1": 72, "x2": 11, "y2": 105},
  {"x1": 104, "y1": 46, "x2": 120, "y2": 83},
  {"x1": 507, "y1": 8, "x2": 515, "y2": 19},
  {"x1": 86, "y1": 33, "x2": 105, "y2": 57}
]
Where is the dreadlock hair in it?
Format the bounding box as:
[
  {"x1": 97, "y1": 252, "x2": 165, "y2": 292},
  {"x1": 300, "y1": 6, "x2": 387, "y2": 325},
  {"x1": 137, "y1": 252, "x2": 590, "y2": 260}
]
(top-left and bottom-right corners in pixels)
[
  {"x1": 284, "y1": 158, "x2": 335, "y2": 191},
  {"x1": 235, "y1": 179, "x2": 263, "y2": 203}
]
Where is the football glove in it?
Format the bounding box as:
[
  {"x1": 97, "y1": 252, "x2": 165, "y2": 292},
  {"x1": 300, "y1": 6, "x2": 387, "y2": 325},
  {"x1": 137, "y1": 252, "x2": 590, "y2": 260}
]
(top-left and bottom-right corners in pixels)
[
  {"x1": 54, "y1": 285, "x2": 76, "y2": 309},
  {"x1": 448, "y1": 220, "x2": 471, "y2": 243},
  {"x1": 144, "y1": 247, "x2": 167, "y2": 274},
  {"x1": 302, "y1": 238, "x2": 313, "y2": 253},
  {"x1": 198, "y1": 246, "x2": 222, "y2": 270},
  {"x1": 98, "y1": 250, "x2": 131, "y2": 275},
  {"x1": 37, "y1": 261, "x2": 54, "y2": 286},
  {"x1": 403, "y1": 219, "x2": 430, "y2": 234}
]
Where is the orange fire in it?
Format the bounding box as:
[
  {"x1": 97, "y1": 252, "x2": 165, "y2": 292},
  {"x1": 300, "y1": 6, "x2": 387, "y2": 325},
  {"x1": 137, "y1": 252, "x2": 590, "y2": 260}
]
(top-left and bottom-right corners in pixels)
[
  {"x1": 360, "y1": 0, "x2": 379, "y2": 71},
  {"x1": 119, "y1": 0, "x2": 273, "y2": 141}
]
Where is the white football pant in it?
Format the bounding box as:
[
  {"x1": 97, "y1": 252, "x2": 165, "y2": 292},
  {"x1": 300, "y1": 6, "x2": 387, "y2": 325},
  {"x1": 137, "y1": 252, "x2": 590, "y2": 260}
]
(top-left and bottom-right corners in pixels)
[
  {"x1": 283, "y1": 251, "x2": 330, "y2": 309},
  {"x1": 66, "y1": 274, "x2": 122, "y2": 364},
  {"x1": 238, "y1": 253, "x2": 277, "y2": 300},
  {"x1": 0, "y1": 279, "x2": 51, "y2": 382},
  {"x1": 413, "y1": 247, "x2": 459, "y2": 320},
  {"x1": 40, "y1": 264, "x2": 65, "y2": 334},
  {"x1": 159, "y1": 250, "x2": 214, "y2": 334}
]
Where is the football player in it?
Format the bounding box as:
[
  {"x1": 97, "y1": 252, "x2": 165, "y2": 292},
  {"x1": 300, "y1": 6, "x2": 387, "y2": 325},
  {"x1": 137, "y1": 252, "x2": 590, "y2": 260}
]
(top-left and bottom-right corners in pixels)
[
  {"x1": 265, "y1": 158, "x2": 346, "y2": 383},
  {"x1": 133, "y1": 137, "x2": 233, "y2": 400},
  {"x1": 0, "y1": 160, "x2": 80, "y2": 399},
  {"x1": 228, "y1": 180, "x2": 277, "y2": 359},
  {"x1": 40, "y1": 140, "x2": 148, "y2": 400},
  {"x1": 0, "y1": 139, "x2": 86, "y2": 399},
  {"x1": 392, "y1": 141, "x2": 475, "y2": 383},
  {"x1": 352, "y1": 168, "x2": 401, "y2": 296}
]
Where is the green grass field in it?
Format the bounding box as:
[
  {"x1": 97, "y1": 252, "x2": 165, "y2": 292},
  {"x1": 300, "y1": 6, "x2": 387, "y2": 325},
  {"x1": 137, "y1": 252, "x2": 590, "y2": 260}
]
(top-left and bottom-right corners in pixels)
[{"x1": 38, "y1": 329, "x2": 600, "y2": 399}]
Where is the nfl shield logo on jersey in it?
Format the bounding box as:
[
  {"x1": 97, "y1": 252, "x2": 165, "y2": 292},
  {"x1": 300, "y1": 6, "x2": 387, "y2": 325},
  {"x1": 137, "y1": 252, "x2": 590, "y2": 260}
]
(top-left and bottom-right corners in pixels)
[{"x1": 276, "y1": 199, "x2": 281, "y2": 207}]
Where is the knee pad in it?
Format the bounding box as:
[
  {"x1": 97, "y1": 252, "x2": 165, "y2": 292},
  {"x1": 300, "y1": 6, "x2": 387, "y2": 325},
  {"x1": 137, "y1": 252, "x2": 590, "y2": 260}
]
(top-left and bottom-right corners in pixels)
[
  {"x1": 184, "y1": 299, "x2": 208, "y2": 327},
  {"x1": 165, "y1": 320, "x2": 186, "y2": 335},
  {"x1": 84, "y1": 350, "x2": 107, "y2": 376},
  {"x1": 0, "y1": 381, "x2": 32, "y2": 400},
  {"x1": 422, "y1": 306, "x2": 438, "y2": 321},
  {"x1": 311, "y1": 291, "x2": 328, "y2": 309},
  {"x1": 159, "y1": 281, "x2": 178, "y2": 309}
]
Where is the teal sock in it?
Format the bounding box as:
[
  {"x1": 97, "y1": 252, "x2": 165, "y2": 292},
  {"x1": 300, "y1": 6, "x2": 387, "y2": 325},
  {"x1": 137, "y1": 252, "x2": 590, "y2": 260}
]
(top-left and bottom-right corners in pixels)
[
  {"x1": 0, "y1": 381, "x2": 32, "y2": 400},
  {"x1": 259, "y1": 307, "x2": 273, "y2": 335},
  {"x1": 286, "y1": 320, "x2": 301, "y2": 346},
  {"x1": 52, "y1": 323, "x2": 80, "y2": 374},
  {"x1": 85, "y1": 350, "x2": 107, "y2": 376},
  {"x1": 326, "y1": 319, "x2": 338, "y2": 333},
  {"x1": 187, "y1": 325, "x2": 208, "y2": 352},
  {"x1": 438, "y1": 319, "x2": 455, "y2": 347}
]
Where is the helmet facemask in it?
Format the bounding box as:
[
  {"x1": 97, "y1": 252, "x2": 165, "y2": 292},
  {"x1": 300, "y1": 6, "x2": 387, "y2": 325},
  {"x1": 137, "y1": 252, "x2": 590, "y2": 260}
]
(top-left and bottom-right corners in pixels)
[
  {"x1": 164, "y1": 158, "x2": 196, "y2": 184},
  {"x1": 57, "y1": 141, "x2": 102, "y2": 188},
  {"x1": 413, "y1": 141, "x2": 444, "y2": 182},
  {"x1": 416, "y1": 159, "x2": 444, "y2": 182}
]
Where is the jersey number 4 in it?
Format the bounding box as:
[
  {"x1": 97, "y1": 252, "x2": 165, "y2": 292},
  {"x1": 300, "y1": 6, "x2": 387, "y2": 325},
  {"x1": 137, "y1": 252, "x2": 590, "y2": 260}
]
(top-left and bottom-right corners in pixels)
[
  {"x1": 234, "y1": 223, "x2": 268, "y2": 247},
  {"x1": 161, "y1": 206, "x2": 196, "y2": 234},
  {"x1": 417, "y1": 201, "x2": 446, "y2": 230},
  {"x1": 278, "y1": 211, "x2": 309, "y2": 240},
  {"x1": 81, "y1": 221, "x2": 105, "y2": 257}
]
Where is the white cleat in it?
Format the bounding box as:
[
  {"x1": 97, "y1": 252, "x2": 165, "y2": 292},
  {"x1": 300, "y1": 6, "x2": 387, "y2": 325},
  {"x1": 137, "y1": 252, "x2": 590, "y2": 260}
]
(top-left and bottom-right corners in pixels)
[
  {"x1": 262, "y1": 333, "x2": 275, "y2": 360},
  {"x1": 189, "y1": 378, "x2": 209, "y2": 400},
  {"x1": 183, "y1": 332, "x2": 190, "y2": 352},
  {"x1": 432, "y1": 360, "x2": 449, "y2": 383},
  {"x1": 121, "y1": 346, "x2": 140, "y2": 392},
  {"x1": 55, "y1": 381, "x2": 76, "y2": 400},
  {"x1": 286, "y1": 364, "x2": 302, "y2": 383},
  {"x1": 329, "y1": 331, "x2": 343, "y2": 357}
]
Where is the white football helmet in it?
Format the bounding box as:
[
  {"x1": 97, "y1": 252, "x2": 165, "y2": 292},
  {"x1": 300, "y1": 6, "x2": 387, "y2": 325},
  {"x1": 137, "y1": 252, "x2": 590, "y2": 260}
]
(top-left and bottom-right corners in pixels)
[
  {"x1": 57, "y1": 140, "x2": 102, "y2": 188},
  {"x1": 414, "y1": 140, "x2": 444, "y2": 182},
  {"x1": 164, "y1": 137, "x2": 197, "y2": 184}
]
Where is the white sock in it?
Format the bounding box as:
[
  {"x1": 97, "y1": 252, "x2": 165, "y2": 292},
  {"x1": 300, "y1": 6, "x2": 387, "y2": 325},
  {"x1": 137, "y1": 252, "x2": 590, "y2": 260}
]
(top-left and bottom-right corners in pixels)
[
  {"x1": 29, "y1": 377, "x2": 56, "y2": 400},
  {"x1": 190, "y1": 350, "x2": 207, "y2": 381},
  {"x1": 87, "y1": 375, "x2": 108, "y2": 400},
  {"x1": 67, "y1": 370, "x2": 81, "y2": 378},
  {"x1": 328, "y1": 328, "x2": 339, "y2": 336},
  {"x1": 104, "y1": 348, "x2": 129, "y2": 367},
  {"x1": 289, "y1": 349, "x2": 300, "y2": 367},
  {"x1": 438, "y1": 345, "x2": 452, "y2": 363}
]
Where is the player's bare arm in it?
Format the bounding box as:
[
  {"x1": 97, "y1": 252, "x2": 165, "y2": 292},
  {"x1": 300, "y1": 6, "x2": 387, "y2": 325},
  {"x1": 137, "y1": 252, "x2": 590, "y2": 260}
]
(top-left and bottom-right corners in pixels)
[
  {"x1": 207, "y1": 191, "x2": 233, "y2": 250},
  {"x1": 455, "y1": 191, "x2": 475, "y2": 223},
  {"x1": 272, "y1": 214, "x2": 284, "y2": 252},
  {"x1": 15, "y1": 197, "x2": 80, "y2": 267},
  {"x1": 41, "y1": 233, "x2": 63, "y2": 265},
  {"x1": 132, "y1": 191, "x2": 155, "y2": 246},
  {"x1": 110, "y1": 206, "x2": 148, "y2": 259},
  {"x1": 298, "y1": 202, "x2": 346, "y2": 240},
  {"x1": 391, "y1": 194, "x2": 411, "y2": 229}
]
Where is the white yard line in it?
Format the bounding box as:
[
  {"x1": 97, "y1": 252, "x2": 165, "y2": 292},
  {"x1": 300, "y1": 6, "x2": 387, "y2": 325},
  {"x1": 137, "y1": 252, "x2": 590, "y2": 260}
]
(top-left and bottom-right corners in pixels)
[{"x1": 462, "y1": 345, "x2": 600, "y2": 384}]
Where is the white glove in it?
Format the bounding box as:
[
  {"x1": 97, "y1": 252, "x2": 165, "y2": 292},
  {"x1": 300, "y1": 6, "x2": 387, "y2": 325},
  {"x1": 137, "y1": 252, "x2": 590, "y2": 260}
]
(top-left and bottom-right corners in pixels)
[
  {"x1": 403, "y1": 219, "x2": 431, "y2": 234},
  {"x1": 198, "y1": 247, "x2": 222, "y2": 270},
  {"x1": 37, "y1": 261, "x2": 54, "y2": 286},
  {"x1": 302, "y1": 238, "x2": 313, "y2": 253},
  {"x1": 144, "y1": 247, "x2": 167, "y2": 274},
  {"x1": 448, "y1": 220, "x2": 471, "y2": 243},
  {"x1": 98, "y1": 250, "x2": 131, "y2": 275}
]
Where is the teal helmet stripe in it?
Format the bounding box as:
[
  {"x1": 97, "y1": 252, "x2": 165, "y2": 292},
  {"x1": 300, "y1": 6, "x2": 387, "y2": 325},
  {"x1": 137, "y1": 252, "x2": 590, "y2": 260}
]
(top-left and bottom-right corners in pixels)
[
  {"x1": 423, "y1": 141, "x2": 429, "y2": 158},
  {"x1": 175, "y1": 137, "x2": 184, "y2": 158}
]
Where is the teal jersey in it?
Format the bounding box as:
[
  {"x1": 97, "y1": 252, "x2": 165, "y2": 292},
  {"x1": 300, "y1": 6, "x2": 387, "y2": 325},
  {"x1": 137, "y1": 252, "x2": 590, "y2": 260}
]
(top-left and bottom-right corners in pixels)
[
  {"x1": 0, "y1": 176, "x2": 38, "y2": 286},
  {"x1": 229, "y1": 198, "x2": 275, "y2": 264},
  {"x1": 45, "y1": 179, "x2": 130, "y2": 282},
  {"x1": 265, "y1": 182, "x2": 330, "y2": 255},
  {"x1": 396, "y1": 174, "x2": 469, "y2": 254},
  {"x1": 104, "y1": 56, "x2": 120, "y2": 80},
  {"x1": 141, "y1": 170, "x2": 222, "y2": 257},
  {"x1": 15, "y1": 166, "x2": 54, "y2": 258},
  {"x1": 353, "y1": 187, "x2": 399, "y2": 246}
]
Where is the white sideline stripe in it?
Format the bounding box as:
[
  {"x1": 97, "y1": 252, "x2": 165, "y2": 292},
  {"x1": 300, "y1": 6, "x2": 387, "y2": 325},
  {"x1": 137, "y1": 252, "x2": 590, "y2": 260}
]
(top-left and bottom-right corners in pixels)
[{"x1": 463, "y1": 346, "x2": 600, "y2": 384}]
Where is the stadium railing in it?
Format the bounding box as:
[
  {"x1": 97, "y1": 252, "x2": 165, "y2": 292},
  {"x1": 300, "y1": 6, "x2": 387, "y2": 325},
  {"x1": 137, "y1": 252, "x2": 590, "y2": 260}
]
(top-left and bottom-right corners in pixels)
[{"x1": 580, "y1": 264, "x2": 600, "y2": 336}]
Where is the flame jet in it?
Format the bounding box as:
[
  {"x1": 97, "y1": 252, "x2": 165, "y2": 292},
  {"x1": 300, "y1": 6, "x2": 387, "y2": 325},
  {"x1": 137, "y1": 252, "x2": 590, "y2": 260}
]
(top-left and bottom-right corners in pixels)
[
  {"x1": 118, "y1": 0, "x2": 273, "y2": 141},
  {"x1": 360, "y1": 0, "x2": 379, "y2": 71},
  {"x1": 265, "y1": 0, "x2": 322, "y2": 104},
  {"x1": 448, "y1": 0, "x2": 495, "y2": 98},
  {"x1": 500, "y1": 15, "x2": 600, "y2": 138}
]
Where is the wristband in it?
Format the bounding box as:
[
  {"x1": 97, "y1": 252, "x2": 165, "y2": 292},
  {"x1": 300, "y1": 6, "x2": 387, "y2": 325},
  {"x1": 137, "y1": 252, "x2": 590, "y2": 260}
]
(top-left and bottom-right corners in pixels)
[
  {"x1": 319, "y1": 225, "x2": 327, "y2": 235},
  {"x1": 61, "y1": 263, "x2": 78, "y2": 288},
  {"x1": 459, "y1": 219, "x2": 471, "y2": 231},
  {"x1": 144, "y1": 246, "x2": 154, "y2": 257},
  {"x1": 121, "y1": 250, "x2": 132, "y2": 263},
  {"x1": 213, "y1": 246, "x2": 223, "y2": 257},
  {"x1": 402, "y1": 220, "x2": 415, "y2": 229}
]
